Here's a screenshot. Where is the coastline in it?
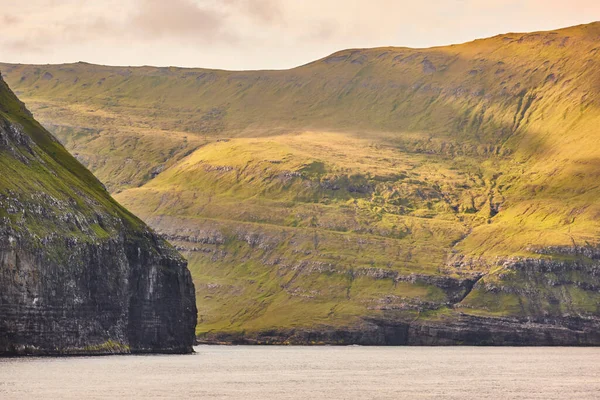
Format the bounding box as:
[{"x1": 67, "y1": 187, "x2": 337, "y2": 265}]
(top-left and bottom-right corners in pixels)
[{"x1": 197, "y1": 314, "x2": 600, "y2": 346}]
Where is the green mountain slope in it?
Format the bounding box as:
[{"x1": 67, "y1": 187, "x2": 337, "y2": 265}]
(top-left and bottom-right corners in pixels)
[{"x1": 2, "y1": 22, "x2": 600, "y2": 344}]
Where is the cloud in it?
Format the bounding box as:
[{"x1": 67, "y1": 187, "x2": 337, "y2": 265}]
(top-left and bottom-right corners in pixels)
[
  {"x1": 223, "y1": 0, "x2": 284, "y2": 23},
  {"x1": 127, "y1": 0, "x2": 286, "y2": 45},
  {"x1": 2, "y1": 14, "x2": 20, "y2": 25},
  {"x1": 131, "y1": 0, "x2": 234, "y2": 41}
]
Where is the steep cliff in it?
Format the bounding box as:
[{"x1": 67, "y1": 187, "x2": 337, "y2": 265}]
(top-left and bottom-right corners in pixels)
[{"x1": 0, "y1": 76, "x2": 197, "y2": 355}]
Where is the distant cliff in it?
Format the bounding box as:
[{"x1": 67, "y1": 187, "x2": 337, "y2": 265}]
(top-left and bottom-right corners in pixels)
[{"x1": 0, "y1": 76, "x2": 197, "y2": 355}]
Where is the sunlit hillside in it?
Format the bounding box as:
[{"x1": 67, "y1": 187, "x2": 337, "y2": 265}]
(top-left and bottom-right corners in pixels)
[{"x1": 2, "y1": 22, "x2": 600, "y2": 343}]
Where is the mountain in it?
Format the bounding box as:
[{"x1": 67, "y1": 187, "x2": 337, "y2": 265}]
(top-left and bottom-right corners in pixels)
[
  {"x1": 0, "y1": 76, "x2": 197, "y2": 355},
  {"x1": 2, "y1": 22, "x2": 600, "y2": 344}
]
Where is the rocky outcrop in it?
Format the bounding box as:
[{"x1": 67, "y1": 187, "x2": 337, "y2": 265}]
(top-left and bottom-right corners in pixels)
[
  {"x1": 0, "y1": 233, "x2": 197, "y2": 355},
  {"x1": 0, "y1": 77, "x2": 196, "y2": 355},
  {"x1": 198, "y1": 315, "x2": 600, "y2": 346}
]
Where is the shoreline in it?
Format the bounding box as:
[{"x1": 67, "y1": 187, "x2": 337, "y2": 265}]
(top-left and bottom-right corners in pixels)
[{"x1": 196, "y1": 314, "x2": 600, "y2": 346}]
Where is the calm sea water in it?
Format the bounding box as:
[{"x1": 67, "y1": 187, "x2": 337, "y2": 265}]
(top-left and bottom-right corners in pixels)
[{"x1": 1, "y1": 346, "x2": 599, "y2": 399}]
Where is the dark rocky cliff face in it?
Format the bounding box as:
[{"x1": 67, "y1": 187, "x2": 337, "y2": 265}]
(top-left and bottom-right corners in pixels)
[{"x1": 0, "y1": 77, "x2": 196, "y2": 355}]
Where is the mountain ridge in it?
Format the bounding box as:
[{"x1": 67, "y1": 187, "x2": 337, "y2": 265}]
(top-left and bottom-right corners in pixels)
[{"x1": 7, "y1": 21, "x2": 599, "y2": 71}]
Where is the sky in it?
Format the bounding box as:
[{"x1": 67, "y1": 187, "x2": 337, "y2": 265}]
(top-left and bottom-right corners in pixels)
[{"x1": 0, "y1": 0, "x2": 598, "y2": 71}]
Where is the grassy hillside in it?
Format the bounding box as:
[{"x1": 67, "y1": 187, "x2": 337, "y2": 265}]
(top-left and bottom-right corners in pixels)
[{"x1": 2, "y1": 22, "x2": 600, "y2": 339}]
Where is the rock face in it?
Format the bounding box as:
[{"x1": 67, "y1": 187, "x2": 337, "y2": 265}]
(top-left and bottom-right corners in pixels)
[
  {"x1": 0, "y1": 77, "x2": 197, "y2": 355},
  {"x1": 199, "y1": 315, "x2": 600, "y2": 346}
]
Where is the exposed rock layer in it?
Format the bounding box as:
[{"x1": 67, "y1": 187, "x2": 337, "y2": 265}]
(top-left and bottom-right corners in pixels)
[{"x1": 198, "y1": 315, "x2": 600, "y2": 346}]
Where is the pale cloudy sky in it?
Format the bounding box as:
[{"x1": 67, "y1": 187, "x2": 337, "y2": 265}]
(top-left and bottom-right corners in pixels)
[{"x1": 0, "y1": 0, "x2": 598, "y2": 70}]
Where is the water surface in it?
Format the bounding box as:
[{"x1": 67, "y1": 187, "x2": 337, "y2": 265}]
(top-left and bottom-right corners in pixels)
[{"x1": 1, "y1": 346, "x2": 599, "y2": 399}]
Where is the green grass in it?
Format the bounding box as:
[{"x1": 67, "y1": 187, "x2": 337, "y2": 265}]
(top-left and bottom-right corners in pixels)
[{"x1": 83, "y1": 340, "x2": 130, "y2": 354}]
